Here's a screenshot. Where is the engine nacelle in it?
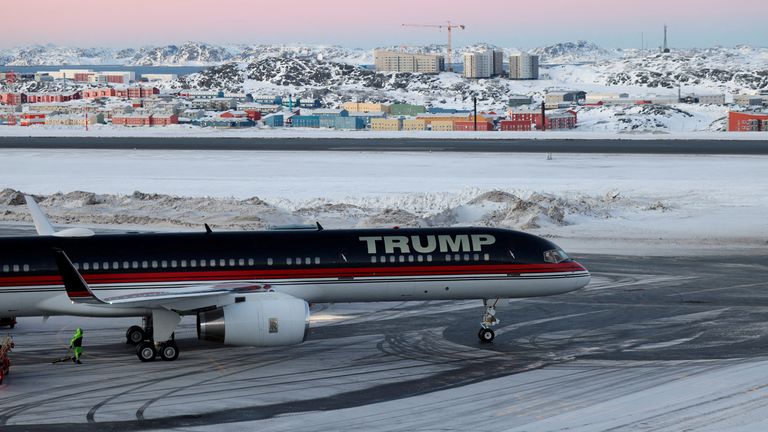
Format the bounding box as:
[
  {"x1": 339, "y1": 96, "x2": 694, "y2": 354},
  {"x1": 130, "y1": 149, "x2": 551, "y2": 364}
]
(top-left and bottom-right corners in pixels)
[{"x1": 197, "y1": 293, "x2": 309, "y2": 346}]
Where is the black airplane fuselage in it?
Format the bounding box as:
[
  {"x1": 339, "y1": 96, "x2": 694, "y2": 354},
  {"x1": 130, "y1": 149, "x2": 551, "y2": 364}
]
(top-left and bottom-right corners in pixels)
[{"x1": 0, "y1": 227, "x2": 590, "y2": 318}]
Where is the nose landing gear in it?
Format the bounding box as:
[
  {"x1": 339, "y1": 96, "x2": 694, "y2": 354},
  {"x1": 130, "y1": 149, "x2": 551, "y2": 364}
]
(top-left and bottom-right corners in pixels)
[{"x1": 478, "y1": 298, "x2": 500, "y2": 343}]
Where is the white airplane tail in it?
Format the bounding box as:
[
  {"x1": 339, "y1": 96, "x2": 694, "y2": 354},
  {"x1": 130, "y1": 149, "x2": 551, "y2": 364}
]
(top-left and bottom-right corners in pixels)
[{"x1": 24, "y1": 195, "x2": 95, "y2": 238}]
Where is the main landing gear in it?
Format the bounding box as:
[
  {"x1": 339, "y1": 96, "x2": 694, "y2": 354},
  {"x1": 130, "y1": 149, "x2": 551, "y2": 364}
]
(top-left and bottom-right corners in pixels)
[
  {"x1": 477, "y1": 299, "x2": 500, "y2": 343},
  {"x1": 126, "y1": 311, "x2": 182, "y2": 362}
]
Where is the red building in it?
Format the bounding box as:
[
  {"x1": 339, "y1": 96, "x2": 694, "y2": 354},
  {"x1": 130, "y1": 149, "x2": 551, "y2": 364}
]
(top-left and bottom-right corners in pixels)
[
  {"x1": 0, "y1": 93, "x2": 26, "y2": 105},
  {"x1": 82, "y1": 88, "x2": 117, "y2": 99},
  {"x1": 25, "y1": 91, "x2": 81, "y2": 103},
  {"x1": 220, "y1": 110, "x2": 249, "y2": 119},
  {"x1": 242, "y1": 109, "x2": 263, "y2": 121},
  {"x1": 20, "y1": 113, "x2": 45, "y2": 126},
  {"x1": 114, "y1": 87, "x2": 159, "y2": 99},
  {"x1": 453, "y1": 120, "x2": 494, "y2": 131},
  {"x1": 150, "y1": 114, "x2": 179, "y2": 126},
  {"x1": 0, "y1": 114, "x2": 17, "y2": 125},
  {"x1": 112, "y1": 114, "x2": 152, "y2": 127},
  {"x1": 728, "y1": 111, "x2": 768, "y2": 132},
  {"x1": 501, "y1": 111, "x2": 577, "y2": 131}
]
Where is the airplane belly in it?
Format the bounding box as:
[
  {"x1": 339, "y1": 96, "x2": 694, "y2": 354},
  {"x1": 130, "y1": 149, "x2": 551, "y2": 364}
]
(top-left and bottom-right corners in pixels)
[{"x1": 273, "y1": 272, "x2": 589, "y2": 303}]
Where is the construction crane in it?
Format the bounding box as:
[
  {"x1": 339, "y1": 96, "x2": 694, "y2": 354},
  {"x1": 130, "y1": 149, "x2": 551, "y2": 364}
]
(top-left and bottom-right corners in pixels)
[{"x1": 402, "y1": 21, "x2": 465, "y2": 72}]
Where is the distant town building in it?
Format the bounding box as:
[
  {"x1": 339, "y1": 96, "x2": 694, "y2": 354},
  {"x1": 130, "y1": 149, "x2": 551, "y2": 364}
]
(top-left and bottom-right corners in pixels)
[
  {"x1": 430, "y1": 120, "x2": 455, "y2": 131},
  {"x1": 463, "y1": 51, "x2": 493, "y2": 79},
  {"x1": 25, "y1": 91, "x2": 81, "y2": 103},
  {"x1": 508, "y1": 95, "x2": 533, "y2": 107},
  {"x1": 0, "y1": 93, "x2": 26, "y2": 105},
  {"x1": 341, "y1": 102, "x2": 392, "y2": 113},
  {"x1": 262, "y1": 113, "x2": 284, "y2": 127},
  {"x1": 141, "y1": 73, "x2": 178, "y2": 82},
  {"x1": 390, "y1": 103, "x2": 426, "y2": 116},
  {"x1": 728, "y1": 111, "x2": 768, "y2": 132},
  {"x1": 374, "y1": 50, "x2": 445, "y2": 74},
  {"x1": 402, "y1": 119, "x2": 427, "y2": 131},
  {"x1": 371, "y1": 118, "x2": 403, "y2": 131},
  {"x1": 509, "y1": 53, "x2": 539, "y2": 80},
  {"x1": 501, "y1": 110, "x2": 577, "y2": 131},
  {"x1": 82, "y1": 88, "x2": 117, "y2": 99},
  {"x1": 733, "y1": 95, "x2": 765, "y2": 107},
  {"x1": 680, "y1": 94, "x2": 726, "y2": 105},
  {"x1": 46, "y1": 113, "x2": 103, "y2": 127},
  {"x1": 20, "y1": 112, "x2": 46, "y2": 126},
  {"x1": 492, "y1": 50, "x2": 505, "y2": 77},
  {"x1": 545, "y1": 90, "x2": 586, "y2": 108},
  {"x1": 454, "y1": 120, "x2": 494, "y2": 131}
]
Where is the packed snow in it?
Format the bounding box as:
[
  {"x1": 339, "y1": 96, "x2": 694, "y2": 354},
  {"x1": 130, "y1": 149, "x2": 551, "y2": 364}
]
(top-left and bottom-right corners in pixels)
[{"x1": 0, "y1": 150, "x2": 765, "y2": 256}]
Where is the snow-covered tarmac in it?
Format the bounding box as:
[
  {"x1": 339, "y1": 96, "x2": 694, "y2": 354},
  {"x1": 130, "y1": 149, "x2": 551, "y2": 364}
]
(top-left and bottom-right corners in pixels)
[
  {"x1": 1, "y1": 148, "x2": 767, "y2": 431},
  {"x1": 2, "y1": 254, "x2": 768, "y2": 431}
]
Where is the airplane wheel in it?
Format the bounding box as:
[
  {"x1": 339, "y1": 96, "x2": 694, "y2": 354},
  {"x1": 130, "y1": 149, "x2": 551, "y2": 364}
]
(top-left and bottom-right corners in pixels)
[
  {"x1": 126, "y1": 326, "x2": 146, "y2": 345},
  {"x1": 136, "y1": 342, "x2": 156, "y2": 362},
  {"x1": 159, "y1": 342, "x2": 179, "y2": 361},
  {"x1": 479, "y1": 328, "x2": 495, "y2": 343}
]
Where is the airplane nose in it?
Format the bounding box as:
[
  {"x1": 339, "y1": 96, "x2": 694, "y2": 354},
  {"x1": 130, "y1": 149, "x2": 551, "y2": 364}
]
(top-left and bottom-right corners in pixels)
[{"x1": 571, "y1": 261, "x2": 591, "y2": 289}]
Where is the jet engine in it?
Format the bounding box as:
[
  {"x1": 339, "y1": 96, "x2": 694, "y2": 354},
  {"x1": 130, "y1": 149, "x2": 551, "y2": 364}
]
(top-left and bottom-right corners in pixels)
[{"x1": 197, "y1": 292, "x2": 309, "y2": 346}]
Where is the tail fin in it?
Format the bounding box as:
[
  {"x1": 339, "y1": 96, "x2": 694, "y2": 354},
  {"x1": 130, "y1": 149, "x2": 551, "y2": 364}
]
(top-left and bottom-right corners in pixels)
[{"x1": 25, "y1": 196, "x2": 94, "y2": 237}]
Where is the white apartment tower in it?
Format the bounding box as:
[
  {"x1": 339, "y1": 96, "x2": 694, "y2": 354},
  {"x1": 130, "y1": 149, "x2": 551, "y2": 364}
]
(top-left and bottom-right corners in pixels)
[
  {"x1": 463, "y1": 51, "x2": 493, "y2": 79},
  {"x1": 509, "y1": 53, "x2": 540, "y2": 80},
  {"x1": 492, "y1": 50, "x2": 505, "y2": 76},
  {"x1": 374, "y1": 50, "x2": 445, "y2": 74}
]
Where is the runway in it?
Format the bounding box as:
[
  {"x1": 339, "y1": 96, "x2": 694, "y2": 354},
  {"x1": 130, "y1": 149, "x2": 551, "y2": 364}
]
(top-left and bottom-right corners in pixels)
[
  {"x1": 1, "y1": 136, "x2": 768, "y2": 154},
  {"x1": 2, "y1": 233, "x2": 767, "y2": 430}
]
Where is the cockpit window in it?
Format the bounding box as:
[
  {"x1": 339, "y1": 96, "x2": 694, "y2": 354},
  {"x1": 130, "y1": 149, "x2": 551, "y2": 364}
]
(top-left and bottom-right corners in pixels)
[{"x1": 543, "y1": 249, "x2": 571, "y2": 264}]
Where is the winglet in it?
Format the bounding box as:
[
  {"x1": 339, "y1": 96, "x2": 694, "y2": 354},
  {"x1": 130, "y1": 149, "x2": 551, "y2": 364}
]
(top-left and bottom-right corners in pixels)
[
  {"x1": 25, "y1": 195, "x2": 95, "y2": 238},
  {"x1": 316, "y1": 222, "x2": 324, "y2": 231},
  {"x1": 204, "y1": 223, "x2": 213, "y2": 234},
  {"x1": 25, "y1": 195, "x2": 55, "y2": 236},
  {"x1": 52, "y1": 249, "x2": 105, "y2": 304}
]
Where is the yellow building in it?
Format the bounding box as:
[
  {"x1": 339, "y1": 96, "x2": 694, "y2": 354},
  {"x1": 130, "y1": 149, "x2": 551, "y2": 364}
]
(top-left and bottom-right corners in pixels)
[
  {"x1": 402, "y1": 119, "x2": 427, "y2": 131},
  {"x1": 371, "y1": 118, "x2": 402, "y2": 131},
  {"x1": 342, "y1": 102, "x2": 392, "y2": 114},
  {"x1": 430, "y1": 120, "x2": 455, "y2": 131},
  {"x1": 45, "y1": 113, "x2": 102, "y2": 126},
  {"x1": 416, "y1": 113, "x2": 472, "y2": 125}
]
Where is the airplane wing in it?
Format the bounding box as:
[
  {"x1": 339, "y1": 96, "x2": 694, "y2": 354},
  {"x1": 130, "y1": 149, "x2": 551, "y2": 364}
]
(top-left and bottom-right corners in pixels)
[{"x1": 52, "y1": 249, "x2": 272, "y2": 311}]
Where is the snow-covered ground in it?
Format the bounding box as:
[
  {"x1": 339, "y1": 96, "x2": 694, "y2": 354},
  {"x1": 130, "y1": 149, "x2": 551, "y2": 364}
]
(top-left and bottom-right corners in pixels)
[
  {"x1": 1, "y1": 149, "x2": 765, "y2": 256},
  {"x1": 1, "y1": 124, "x2": 766, "y2": 139}
]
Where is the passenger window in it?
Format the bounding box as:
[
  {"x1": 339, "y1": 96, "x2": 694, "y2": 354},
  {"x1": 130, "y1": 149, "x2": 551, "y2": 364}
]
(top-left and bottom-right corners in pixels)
[
  {"x1": 2, "y1": 265, "x2": 8, "y2": 272},
  {"x1": 314, "y1": 257, "x2": 320, "y2": 265},
  {"x1": 93, "y1": 263, "x2": 100, "y2": 270},
  {"x1": 398, "y1": 256, "x2": 405, "y2": 263},
  {"x1": 248, "y1": 258, "x2": 255, "y2": 266},
  {"x1": 371, "y1": 256, "x2": 377, "y2": 263},
  {"x1": 286, "y1": 258, "x2": 293, "y2": 265},
  {"x1": 417, "y1": 255, "x2": 424, "y2": 262},
  {"x1": 142, "y1": 261, "x2": 149, "y2": 269},
  {"x1": 161, "y1": 261, "x2": 168, "y2": 268},
  {"x1": 132, "y1": 262, "x2": 139, "y2": 269},
  {"x1": 23, "y1": 264, "x2": 29, "y2": 272},
  {"x1": 454, "y1": 254, "x2": 460, "y2": 262},
  {"x1": 408, "y1": 255, "x2": 414, "y2": 262},
  {"x1": 220, "y1": 259, "x2": 226, "y2": 267},
  {"x1": 446, "y1": 255, "x2": 451, "y2": 262},
  {"x1": 13, "y1": 264, "x2": 20, "y2": 272},
  {"x1": 483, "y1": 253, "x2": 490, "y2": 261},
  {"x1": 151, "y1": 260, "x2": 158, "y2": 268},
  {"x1": 267, "y1": 258, "x2": 273, "y2": 266},
  {"x1": 171, "y1": 260, "x2": 178, "y2": 268},
  {"x1": 474, "y1": 254, "x2": 479, "y2": 261},
  {"x1": 295, "y1": 257, "x2": 301, "y2": 265},
  {"x1": 427, "y1": 255, "x2": 433, "y2": 262},
  {"x1": 380, "y1": 256, "x2": 387, "y2": 263},
  {"x1": 239, "y1": 259, "x2": 245, "y2": 266},
  {"x1": 199, "y1": 259, "x2": 206, "y2": 267},
  {"x1": 103, "y1": 262, "x2": 109, "y2": 269},
  {"x1": 113, "y1": 261, "x2": 119, "y2": 269},
  {"x1": 228, "y1": 259, "x2": 235, "y2": 266},
  {"x1": 209, "y1": 259, "x2": 216, "y2": 267},
  {"x1": 83, "y1": 263, "x2": 90, "y2": 270},
  {"x1": 305, "y1": 257, "x2": 311, "y2": 265},
  {"x1": 190, "y1": 260, "x2": 197, "y2": 267},
  {"x1": 389, "y1": 256, "x2": 395, "y2": 263},
  {"x1": 122, "y1": 261, "x2": 129, "y2": 269}
]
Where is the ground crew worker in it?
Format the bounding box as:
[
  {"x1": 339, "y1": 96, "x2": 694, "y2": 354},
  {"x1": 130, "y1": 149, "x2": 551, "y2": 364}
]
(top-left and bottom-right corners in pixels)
[{"x1": 69, "y1": 328, "x2": 83, "y2": 364}]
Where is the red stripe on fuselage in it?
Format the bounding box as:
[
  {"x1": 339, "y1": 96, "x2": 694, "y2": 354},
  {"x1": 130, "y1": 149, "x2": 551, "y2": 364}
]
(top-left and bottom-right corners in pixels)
[{"x1": 0, "y1": 262, "x2": 587, "y2": 287}]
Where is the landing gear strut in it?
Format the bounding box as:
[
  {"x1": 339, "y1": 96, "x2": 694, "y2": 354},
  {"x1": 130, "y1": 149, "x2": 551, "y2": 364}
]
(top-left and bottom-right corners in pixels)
[
  {"x1": 478, "y1": 299, "x2": 500, "y2": 343},
  {"x1": 126, "y1": 316, "x2": 152, "y2": 345}
]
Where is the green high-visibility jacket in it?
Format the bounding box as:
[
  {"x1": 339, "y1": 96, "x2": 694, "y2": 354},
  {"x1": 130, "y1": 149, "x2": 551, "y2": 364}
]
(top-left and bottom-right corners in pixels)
[{"x1": 70, "y1": 329, "x2": 83, "y2": 348}]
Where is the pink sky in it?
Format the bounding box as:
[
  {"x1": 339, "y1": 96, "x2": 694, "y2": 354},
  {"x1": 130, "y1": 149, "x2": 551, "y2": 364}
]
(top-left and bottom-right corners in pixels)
[{"x1": 3, "y1": 0, "x2": 766, "y2": 48}]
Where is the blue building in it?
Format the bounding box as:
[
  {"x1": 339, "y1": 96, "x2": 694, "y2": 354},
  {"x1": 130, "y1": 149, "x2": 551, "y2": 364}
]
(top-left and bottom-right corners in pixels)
[
  {"x1": 291, "y1": 115, "x2": 321, "y2": 128},
  {"x1": 263, "y1": 113, "x2": 284, "y2": 127},
  {"x1": 427, "y1": 107, "x2": 471, "y2": 114},
  {"x1": 334, "y1": 117, "x2": 366, "y2": 130}
]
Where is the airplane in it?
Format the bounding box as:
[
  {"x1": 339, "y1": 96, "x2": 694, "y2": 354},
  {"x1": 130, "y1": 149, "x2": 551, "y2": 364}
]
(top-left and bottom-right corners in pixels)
[{"x1": 0, "y1": 197, "x2": 590, "y2": 362}]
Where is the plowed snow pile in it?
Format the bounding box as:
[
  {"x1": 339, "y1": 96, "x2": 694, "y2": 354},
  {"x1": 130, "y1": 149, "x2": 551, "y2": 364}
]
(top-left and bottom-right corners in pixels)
[{"x1": 0, "y1": 188, "x2": 632, "y2": 231}]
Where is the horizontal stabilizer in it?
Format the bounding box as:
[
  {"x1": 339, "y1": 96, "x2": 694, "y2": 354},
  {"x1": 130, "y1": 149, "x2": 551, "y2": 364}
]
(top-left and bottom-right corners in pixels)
[{"x1": 52, "y1": 249, "x2": 105, "y2": 305}]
